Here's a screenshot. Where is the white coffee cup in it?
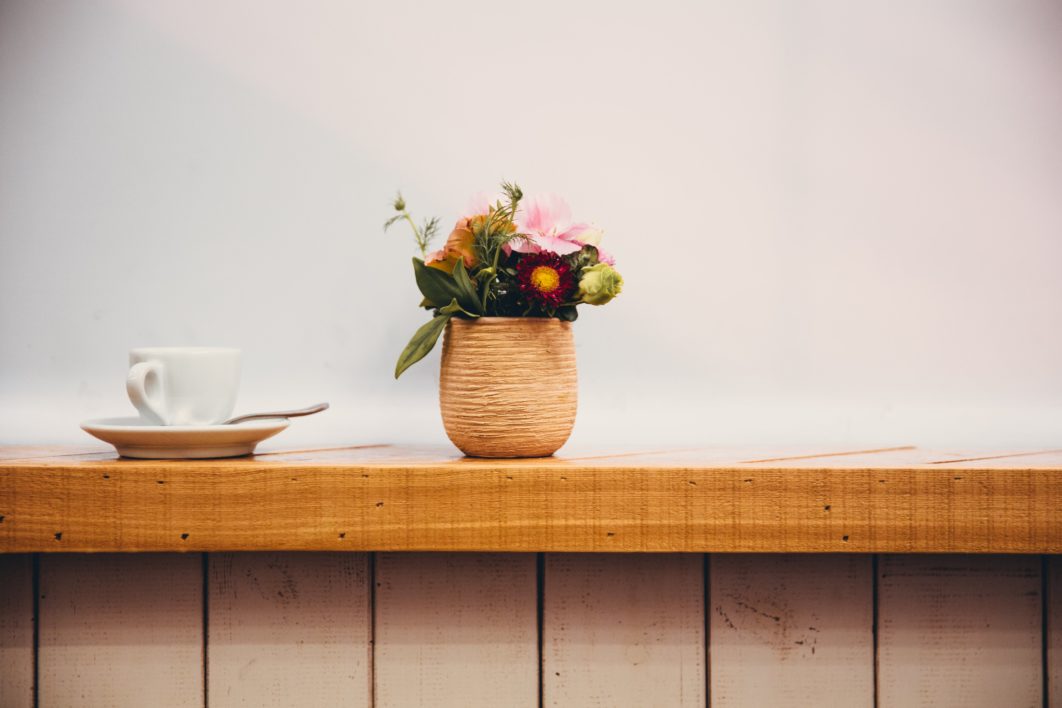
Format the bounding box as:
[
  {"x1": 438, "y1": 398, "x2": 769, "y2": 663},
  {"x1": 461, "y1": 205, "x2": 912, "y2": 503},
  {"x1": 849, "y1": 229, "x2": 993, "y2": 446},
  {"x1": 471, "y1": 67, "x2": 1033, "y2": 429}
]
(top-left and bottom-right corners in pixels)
[{"x1": 126, "y1": 347, "x2": 241, "y2": 425}]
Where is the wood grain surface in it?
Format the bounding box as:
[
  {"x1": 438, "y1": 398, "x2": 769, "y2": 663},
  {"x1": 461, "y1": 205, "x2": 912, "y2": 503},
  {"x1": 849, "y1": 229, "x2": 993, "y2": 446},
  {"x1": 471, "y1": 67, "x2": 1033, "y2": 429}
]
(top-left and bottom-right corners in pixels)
[
  {"x1": 0, "y1": 550, "x2": 1056, "y2": 706},
  {"x1": 876, "y1": 555, "x2": 1043, "y2": 707},
  {"x1": 208, "y1": 552, "x2": 371, "y2": 707},
  {"x1": 440, "y1": 317, "x2": 577, "y2": 457},
  {"x1": 373, "y1": 552, "x2": 537, "y2": 707},
  {"x1": 1050, "y1": 556, "x2": 1061, "y2": 708},
  {"x1": 38, "y1": 553, "x2": 203, "y2": 707},
  {"x1": 1, "y1": 444, "x2": 1060, "y2": 553},
  {"x1": 542, "y1": 553, "x2": 705, "y2": 707},
  {"x1": 710, "y1": 554, "x2": 873, "y2": 707},
  {"x1": 0, "y1": 554, "x2": 33, "y2": 708}
]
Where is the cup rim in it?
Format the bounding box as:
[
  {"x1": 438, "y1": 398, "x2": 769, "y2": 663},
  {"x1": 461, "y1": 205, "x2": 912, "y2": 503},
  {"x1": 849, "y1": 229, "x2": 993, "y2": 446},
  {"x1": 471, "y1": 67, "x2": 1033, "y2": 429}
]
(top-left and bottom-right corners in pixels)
[{"x1": 131, "y1": 346, "x2": 241, "y2": 356}]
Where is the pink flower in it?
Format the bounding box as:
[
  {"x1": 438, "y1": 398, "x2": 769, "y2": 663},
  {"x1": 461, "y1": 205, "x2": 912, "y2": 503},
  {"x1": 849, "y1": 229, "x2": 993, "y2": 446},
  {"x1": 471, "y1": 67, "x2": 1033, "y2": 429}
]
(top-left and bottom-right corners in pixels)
[
  {"x1": 512, "y1": 193, "x2": 615, "y2": 264},
  {"x1": 456, "y1": 190, "x2": 616, "y2": 264},
  {"x1": 512, "y1": 194, "x2": 589, "y2": 256}
]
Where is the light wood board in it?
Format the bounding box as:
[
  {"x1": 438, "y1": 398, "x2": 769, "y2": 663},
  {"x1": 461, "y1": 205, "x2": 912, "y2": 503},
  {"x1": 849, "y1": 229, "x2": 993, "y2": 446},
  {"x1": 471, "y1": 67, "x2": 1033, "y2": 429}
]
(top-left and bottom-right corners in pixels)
[
  {"x1": 4, "y1": 549, "x2": 1059, "y2": 705},
  {"x1": 543, "y1": 553, "x2": 705, "y2": 707},
  {"x1": 0, "y1": 554, "x2": 33, "y2": 708},
  {"x1": 709, "y1": 554, "x2": 873, "y2": 707},
  {"x1": 2, "y1": 445, "x2": 1061, "y2": 553},
  {"x1": 38, "y1": 553, "x2": 203, "y2": 707},
  {"x1": 877, "y1": 555, "x2": 1042, "y2": 707},
  {"x1": 373, "y1": 552, "x2": 538, "y2": 707},
  {"x1": 1049, "y1": 555, "x2": 1061, "y2": 707},
  {"x1": 208, "y1": 552, "x2": 371, "y2": 707}
]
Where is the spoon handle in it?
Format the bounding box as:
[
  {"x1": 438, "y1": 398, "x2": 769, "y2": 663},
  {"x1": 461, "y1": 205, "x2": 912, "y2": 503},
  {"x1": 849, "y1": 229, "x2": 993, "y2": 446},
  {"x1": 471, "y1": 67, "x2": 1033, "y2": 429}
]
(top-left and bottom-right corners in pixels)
[{"x1": 224, "y1": 402, "x2": 330, "y2": 425}]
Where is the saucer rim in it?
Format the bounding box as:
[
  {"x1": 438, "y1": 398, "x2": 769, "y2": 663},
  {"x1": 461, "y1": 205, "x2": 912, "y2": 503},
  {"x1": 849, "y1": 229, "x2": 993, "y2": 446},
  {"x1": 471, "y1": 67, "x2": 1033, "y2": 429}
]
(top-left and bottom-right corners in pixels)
[{"x1": 80, "y1": 416, "x2": 290, "y2": 433}]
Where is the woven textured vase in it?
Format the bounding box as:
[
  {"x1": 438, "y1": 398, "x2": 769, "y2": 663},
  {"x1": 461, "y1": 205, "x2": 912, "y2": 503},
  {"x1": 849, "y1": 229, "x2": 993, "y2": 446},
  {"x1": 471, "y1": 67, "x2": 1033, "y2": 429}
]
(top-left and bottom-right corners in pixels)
[{"x1": 440, "y1": 317, "x2": 577, "y2": 458}]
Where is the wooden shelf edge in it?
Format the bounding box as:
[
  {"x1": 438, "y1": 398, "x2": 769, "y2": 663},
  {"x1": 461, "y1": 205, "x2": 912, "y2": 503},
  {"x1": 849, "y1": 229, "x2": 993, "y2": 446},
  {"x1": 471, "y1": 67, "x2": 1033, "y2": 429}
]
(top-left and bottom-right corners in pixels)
[{"x1": 2, "y1": 454, "x2": 1059, "y2": 553}]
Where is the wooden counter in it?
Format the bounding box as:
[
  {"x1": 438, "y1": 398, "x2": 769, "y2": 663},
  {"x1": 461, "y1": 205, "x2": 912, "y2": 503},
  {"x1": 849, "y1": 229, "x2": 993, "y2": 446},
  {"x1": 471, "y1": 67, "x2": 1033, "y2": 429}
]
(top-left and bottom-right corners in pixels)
[{"x1": 2, "y1": 444, "x2": 1060, "y2": 554}]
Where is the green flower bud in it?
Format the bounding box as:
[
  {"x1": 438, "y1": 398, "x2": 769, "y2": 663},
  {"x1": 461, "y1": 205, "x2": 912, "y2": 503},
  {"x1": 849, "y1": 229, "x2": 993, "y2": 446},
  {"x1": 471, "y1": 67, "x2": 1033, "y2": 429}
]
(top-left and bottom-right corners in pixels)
[
  {"x1": 577, "y1": 263, "x2": 623, "y2": 306},
  {"x1": 393, "y1": 193, "x2": 406, "y2": 211}
]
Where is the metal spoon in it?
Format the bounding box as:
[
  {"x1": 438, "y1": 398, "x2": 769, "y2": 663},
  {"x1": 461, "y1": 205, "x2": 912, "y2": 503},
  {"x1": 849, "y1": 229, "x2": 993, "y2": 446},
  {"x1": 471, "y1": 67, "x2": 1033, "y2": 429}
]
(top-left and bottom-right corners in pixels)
[{"x1": 224, "y1": 402, "x2": 330, "y2": 425}]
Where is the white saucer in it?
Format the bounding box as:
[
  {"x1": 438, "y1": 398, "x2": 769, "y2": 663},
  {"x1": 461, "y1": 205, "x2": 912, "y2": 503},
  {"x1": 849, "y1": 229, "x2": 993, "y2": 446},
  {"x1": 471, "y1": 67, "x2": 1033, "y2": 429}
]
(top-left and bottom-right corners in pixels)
[{"x1": 81, "y1": 417, "x2": 290, "y2": 459}]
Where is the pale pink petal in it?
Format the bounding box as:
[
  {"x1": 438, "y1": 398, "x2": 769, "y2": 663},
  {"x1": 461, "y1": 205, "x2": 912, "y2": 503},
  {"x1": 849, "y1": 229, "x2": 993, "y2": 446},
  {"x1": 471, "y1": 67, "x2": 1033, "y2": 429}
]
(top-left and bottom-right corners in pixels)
[
  {"x1": 465, "y1": 192, "x2": 497, "y2": 217},
  {"x1": 504, "y1": 235, "x2": 542, "y2": 255},
  {"x1": 555, "y1": 222, "x2": 590, "y2": 243},
  {"x1": 595, "y1": 247, "x2": 616, "y2": 265},
  {"x1": 425, "y1": 247, "x2": 446, "y2": 264},
  {"x1": 516, "y1": 196, "x2": 551, "y2": 235},
  {"x1": 516, "y1": 193, "x2": 576, "y2": 237},
  {"x1": 541, "y1": 193, "x2": 572, "y2": 230},
  {"x1": 534, "y1": 234, "x2": 583, "y2": 256}
]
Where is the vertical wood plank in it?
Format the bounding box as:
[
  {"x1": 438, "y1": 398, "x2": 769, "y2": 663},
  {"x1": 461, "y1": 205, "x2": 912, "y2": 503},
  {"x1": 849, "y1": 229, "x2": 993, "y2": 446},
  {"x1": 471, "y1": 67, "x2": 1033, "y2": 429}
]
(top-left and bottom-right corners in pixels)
[
  {"x1": 1049, "y1": 555, "x2": 1060, "y2": 707},
  {"x1": 709, "y1": 554, "x2": 873, "y2": 707},
  {"x1": 39, "y1": 553, "x2": 203, "y2": 707},
  {"x1": 208, "y1": 552, "x2": 371, "y2": 707},
  {"x1": 374, "y1": 552, "x2": 537, "y2": 708},
  {"x1": 0, "y1": 554, "x2": 34, "y2": 708},
  {"x1": 542, "y1": 553, "x2": 705, "y2": 707},
  {"x1": 877, "y1": 555, "x2": 1042, "y2": 708}
]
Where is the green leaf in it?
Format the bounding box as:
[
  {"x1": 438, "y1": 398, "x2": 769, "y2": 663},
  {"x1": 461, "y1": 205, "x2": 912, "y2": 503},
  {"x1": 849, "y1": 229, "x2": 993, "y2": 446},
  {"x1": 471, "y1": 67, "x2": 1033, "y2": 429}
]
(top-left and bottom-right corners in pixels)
[
  {"x1": 556, "y1": 305, "x2": 579, "y2": 322},
  {"x1": 412, "y1": 258, "x2": 460, "y2": 309},
  {"x1": 439, "y1": 298, "x2": 480, "y2": 319},
  {"x1": 452, "y1": 261, "x2": 483, "y2": 314},
  {"x1": 394, "y1": 313, "x2": 452, "y2": 379},
  {"x1": 412, "y1": 258, "x2": 482, "y2": 314}
]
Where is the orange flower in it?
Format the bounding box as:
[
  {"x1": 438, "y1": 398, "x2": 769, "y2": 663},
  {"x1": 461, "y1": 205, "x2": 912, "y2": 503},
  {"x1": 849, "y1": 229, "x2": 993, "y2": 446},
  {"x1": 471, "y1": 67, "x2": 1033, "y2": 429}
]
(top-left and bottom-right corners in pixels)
[{"x1": 426, "y1": 217, "x2": 478, "y2": 273}]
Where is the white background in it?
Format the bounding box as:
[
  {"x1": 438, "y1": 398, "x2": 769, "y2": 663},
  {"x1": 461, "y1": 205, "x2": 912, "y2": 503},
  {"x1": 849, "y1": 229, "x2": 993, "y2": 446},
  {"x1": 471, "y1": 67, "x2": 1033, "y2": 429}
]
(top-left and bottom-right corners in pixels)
[{"x1": 2, "y1": 0, "x2": 1060, "y2": 449}]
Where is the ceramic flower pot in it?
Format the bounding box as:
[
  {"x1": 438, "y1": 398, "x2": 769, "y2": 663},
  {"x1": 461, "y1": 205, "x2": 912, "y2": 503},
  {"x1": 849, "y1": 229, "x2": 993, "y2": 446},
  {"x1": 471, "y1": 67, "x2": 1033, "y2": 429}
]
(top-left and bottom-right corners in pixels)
[{"x1": 440, "y1": 317, "x2": 577, "y2": 458}]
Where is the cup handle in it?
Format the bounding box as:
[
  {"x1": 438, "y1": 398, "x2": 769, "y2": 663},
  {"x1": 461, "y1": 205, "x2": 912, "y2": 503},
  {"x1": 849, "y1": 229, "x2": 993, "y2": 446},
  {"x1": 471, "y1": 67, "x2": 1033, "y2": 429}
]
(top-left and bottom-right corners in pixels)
[{"x1": 126, "y1": 361, "x2": 166, "y2": 424}]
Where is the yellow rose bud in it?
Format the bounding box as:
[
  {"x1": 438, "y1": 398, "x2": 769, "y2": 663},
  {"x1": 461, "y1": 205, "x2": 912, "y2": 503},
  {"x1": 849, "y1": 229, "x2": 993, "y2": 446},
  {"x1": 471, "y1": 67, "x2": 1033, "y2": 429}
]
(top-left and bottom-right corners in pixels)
[{"x1": 577, "y1": 263, "x2": 623, "y2": 305}]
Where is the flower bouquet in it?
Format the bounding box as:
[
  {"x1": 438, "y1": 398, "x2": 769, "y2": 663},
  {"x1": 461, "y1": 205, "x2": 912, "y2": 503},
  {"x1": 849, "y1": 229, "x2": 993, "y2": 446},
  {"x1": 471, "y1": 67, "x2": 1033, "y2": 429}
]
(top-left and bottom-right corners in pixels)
[{"x1": 388, "y1": 182, "x2": 623, "y2": 457}]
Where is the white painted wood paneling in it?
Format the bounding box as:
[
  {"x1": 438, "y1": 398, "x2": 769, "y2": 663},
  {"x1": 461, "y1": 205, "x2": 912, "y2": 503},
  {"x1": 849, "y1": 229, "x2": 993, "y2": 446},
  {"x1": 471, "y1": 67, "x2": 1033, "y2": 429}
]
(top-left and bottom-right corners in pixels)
[
  {"x1": 14, "y1": 550, "x2": 1054, "y2": 707},
  {"x1": 710, "y1": 554, "x2": 873, "y2": 707},
  {"x1": 374, "y1": 552, "x2": 537, "y2": 707},
  {"x1": 1049, "y1": 556, "x2": 1060, "y2": 707},
  {"x1": 543, "y1": 553, "x2": 705, "y2": 707},
  {"x1": 208, "y1": 552, "x2": 371, "y2": 707},
  {"x1": 0, "y1": 554, "x2": 34, "y2": 708},
  {"x1": 39, "y1": 553, "x2": 203, "y2": 708},
  {"x1": 877, "y1": 555, "x2": 1042, "y2": 708}
]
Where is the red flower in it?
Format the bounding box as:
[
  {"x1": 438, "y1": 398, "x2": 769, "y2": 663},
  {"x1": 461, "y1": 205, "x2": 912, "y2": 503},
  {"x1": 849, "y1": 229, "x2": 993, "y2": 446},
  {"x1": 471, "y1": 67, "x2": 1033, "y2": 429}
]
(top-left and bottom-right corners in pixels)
[{"x1": 516, "y1": 252, "x2": 575, "y2": 308}]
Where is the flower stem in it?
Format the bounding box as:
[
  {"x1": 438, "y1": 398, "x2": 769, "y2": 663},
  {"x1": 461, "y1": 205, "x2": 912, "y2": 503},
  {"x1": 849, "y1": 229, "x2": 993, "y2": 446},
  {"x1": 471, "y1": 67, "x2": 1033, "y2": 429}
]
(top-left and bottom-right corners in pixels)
[
  {"x1": 403, "y1": 213, "x2": 426, "y2": 258},
  {"x1": 480, "y1": 233, "x2": 507, "y2": 313}
]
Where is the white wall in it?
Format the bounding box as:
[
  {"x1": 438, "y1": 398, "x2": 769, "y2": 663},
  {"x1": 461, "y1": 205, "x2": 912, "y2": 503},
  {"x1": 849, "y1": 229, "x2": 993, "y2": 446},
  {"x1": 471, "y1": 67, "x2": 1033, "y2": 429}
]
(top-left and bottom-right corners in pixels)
[{"x1": 2, "y1": 0, "x2": 1060, "y2": 448}]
